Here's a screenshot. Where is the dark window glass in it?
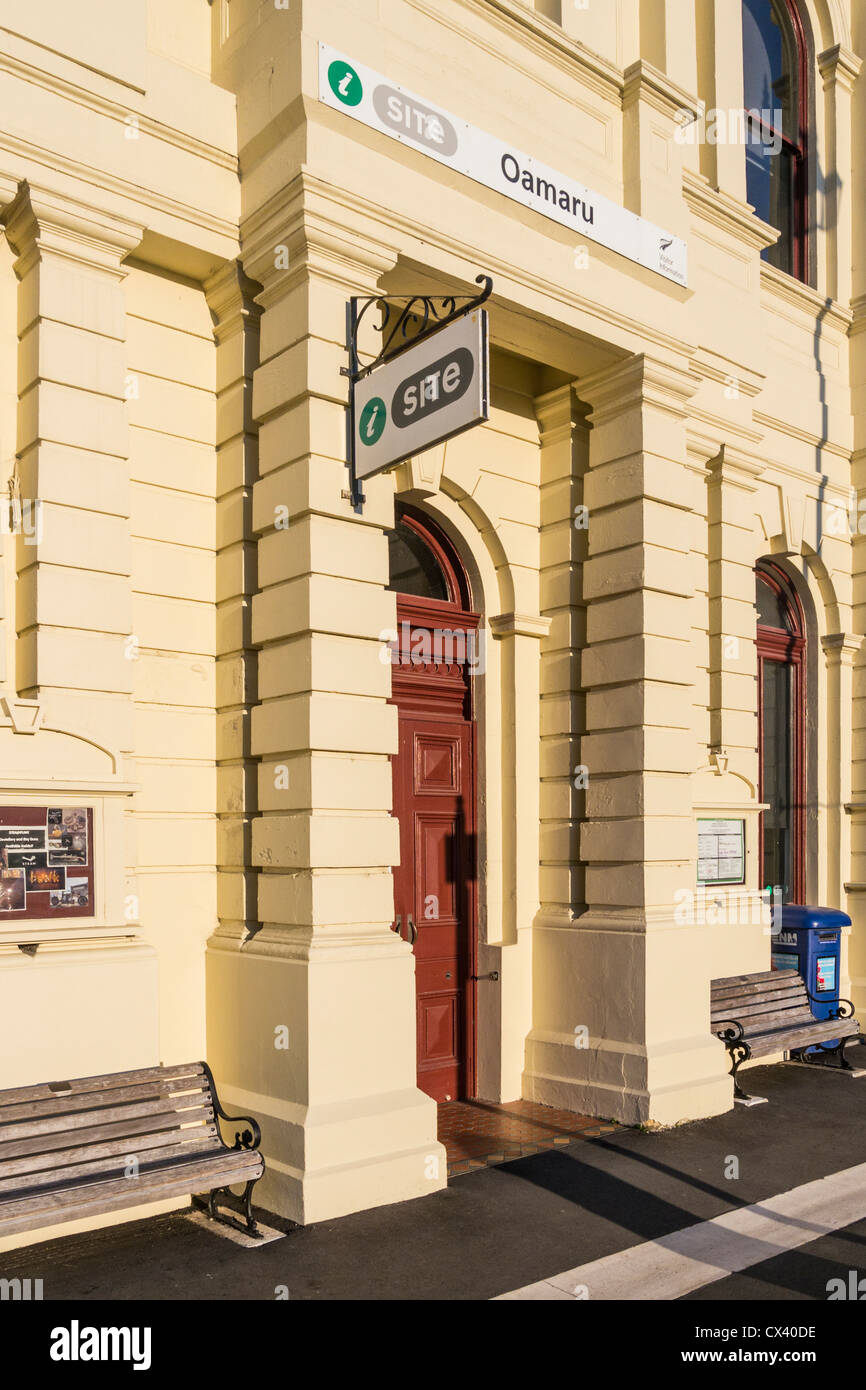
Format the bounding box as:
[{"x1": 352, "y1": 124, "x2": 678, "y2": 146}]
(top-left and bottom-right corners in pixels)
[
  {"x1": 746, "y1": 142, "x2": 796, "y2": 275},
  {"x1": 742, "y1": 0, "x2": 804, "y2": 279},
  {"x1": 756, "y1": 575, "x2": 794, "y2": 630},
  {"x1": 387, "y1": 523, "x2": 449, "y2": 600},
  {"x1": 756, "y1": 564, "x2": 804, "y2": 903},
  {"x1": 743, "y1": 0, "x2": 797, "y2": 137},
  {"x1": 761, "y1": 658, "x2": 793, "y2": 895}
]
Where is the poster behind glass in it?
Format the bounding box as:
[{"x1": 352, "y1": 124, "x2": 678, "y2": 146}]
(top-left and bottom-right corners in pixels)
[{"x1": 0, "y1": 807, "x2": 94, "y2": 919}]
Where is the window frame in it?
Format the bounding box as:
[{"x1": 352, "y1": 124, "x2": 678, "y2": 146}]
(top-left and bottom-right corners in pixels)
[
  {"x1": 755, "y1": 561, "x2": 806, "y2": 902},
  {"x1": 390, "y1": 505, "x2": 473, "y2": 610},
  {"x1": 743, "y1": 0, "x2": 810, "y2": 283}
]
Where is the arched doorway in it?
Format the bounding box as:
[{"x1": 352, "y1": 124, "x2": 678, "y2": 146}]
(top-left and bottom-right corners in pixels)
[
  {"x1": 387, "y1": 506, "x2": 479, "y2": 1102},
  {"x1": 756, "y1": 561, "x2": 806, "y2": 902}
]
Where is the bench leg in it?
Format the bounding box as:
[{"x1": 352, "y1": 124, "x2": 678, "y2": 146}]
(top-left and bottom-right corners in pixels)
[
  {"x1": 791, "y1": 1037, "x2": 866, "y2": 1076},
  {"x1": 826, "y1": 1037, "x2": 863, "y2": 1073},
  {"x1": 729, "y1": 1042, "x2": 766, "y2": 1105},
  {"x1": 205, "y1": 1181, "x2": 262, "y2": 1237},
  {"x1": 730, "y1": 1046, "x2": 749, "y2": 1099},
  {"x1": 242, "y1": 1180, "x2": 259, "y2": 1235}
]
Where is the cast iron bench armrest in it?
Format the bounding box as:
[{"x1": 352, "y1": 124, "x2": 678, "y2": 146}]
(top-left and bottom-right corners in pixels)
[
  {"x1": 713, "y1": 1020, "x2": 746, "y2": 1042},
  {"x1": 201, "y1": 1060, "x2": 262, "y2": 1150},
  {"x1": 803, "y1": 990, "x2": 856, "y2": 1020}
]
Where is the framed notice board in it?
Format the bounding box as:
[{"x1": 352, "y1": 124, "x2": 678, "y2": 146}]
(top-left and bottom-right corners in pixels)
[
  {"x1": 0, "y1": 806, "x2": 94, "y2": 920},
  {"x1": 697, "y1": 817, "x2": 746, "y2": 886}
]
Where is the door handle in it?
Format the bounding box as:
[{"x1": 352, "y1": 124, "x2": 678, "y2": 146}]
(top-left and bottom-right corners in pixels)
[
  {"x1": 407, "y1": 913, "x2": 417, "y2": 945},
  {"x1": 392, "y1": 914, "x2": 402, "y2": 934},
  {"x1": 470, "y1": 971, "x2": 500, "y2": 982}
]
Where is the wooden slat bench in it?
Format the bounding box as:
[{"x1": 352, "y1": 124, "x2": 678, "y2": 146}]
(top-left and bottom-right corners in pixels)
[
  {"x1": 0, "y1": 1061, "x2": 264, "y2": 1242},
  {"x1": 711, "y1": 969, "x2": 862, "y2": 1103}
]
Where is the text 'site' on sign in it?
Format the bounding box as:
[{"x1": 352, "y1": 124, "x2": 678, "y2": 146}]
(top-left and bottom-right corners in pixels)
[
  {"x1": 318, "y1": 43, "x2": 688, "y2": 287},
  {"x1": 353, "y1": 310, "x2": 489, "y2": 482}
]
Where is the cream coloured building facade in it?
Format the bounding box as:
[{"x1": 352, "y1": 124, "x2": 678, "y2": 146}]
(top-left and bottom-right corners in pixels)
[{"x1": 0, "y1": 0, "x2": 864, "y2": 1244}]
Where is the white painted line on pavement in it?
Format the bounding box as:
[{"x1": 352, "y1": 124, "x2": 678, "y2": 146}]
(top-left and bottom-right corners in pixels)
[{"x1": 495, "y1": 1160, "x2": 866, "y2": 1300}]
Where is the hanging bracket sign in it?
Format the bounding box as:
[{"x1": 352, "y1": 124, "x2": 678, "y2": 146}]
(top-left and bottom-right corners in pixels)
[{"x1": 352, "y1": 308, "x2": 488, "y2": 486}]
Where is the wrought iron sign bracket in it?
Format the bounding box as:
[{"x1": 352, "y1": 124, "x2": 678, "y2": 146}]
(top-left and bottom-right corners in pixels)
[{"x1": 343, "y1": 273, "x2": 492, "y2": 510}]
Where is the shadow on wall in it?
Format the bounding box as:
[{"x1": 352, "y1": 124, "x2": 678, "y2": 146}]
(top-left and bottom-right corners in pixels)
[{"x1": 812, "y1": 150, "x2": 841, "y2": 554}]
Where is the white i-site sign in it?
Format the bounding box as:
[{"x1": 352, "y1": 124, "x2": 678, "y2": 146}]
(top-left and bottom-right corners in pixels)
[
  {"x1": 319, "y1": 43, "x2": 688, "y2": 287},
  {"x1": 353, "y1": 310, "x2": 489, "y2": 482}
]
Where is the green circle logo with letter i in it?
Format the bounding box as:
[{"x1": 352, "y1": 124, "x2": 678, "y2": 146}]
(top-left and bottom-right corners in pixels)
[
  {"x1": 328, "y1": 60, "x2": 363, "y2": 107},
  {"x1": 359, "y1": 397, "x2": 387, "y2": 446}
]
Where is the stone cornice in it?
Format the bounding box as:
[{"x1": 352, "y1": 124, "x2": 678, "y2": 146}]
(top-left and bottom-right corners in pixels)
[
  {"x1": 683, "y1": 170, "x2": 778, "y2": 254},
  {"x1": 850, "y1": 294, "x2": 866, "y2": 337},
  {"x1": 0, "y1": 43, "x2": 237, "y2": 172},
  {"x1": 821, "y1": 632, "x2": 864, "y2": 661},
  {"x1": 705, "y1": 442, "x2": 766, "y2": 491},
  {"x1": 533, "y1": 382, "x2": 589, "y2": 439},
  {"x1": 687, "y1": 405, "x2": 764, "y2": 448},
  {"x1": 689, "y1": 346, "x2": 765, "y2": 399},
  {"x1": 0, "y1": 131, "x2": 236, "y2": 249},
  {"x1": 204, "y1": 258, "x2": 263, "y2": 340},
  {"x1": 489, "y1": 612, "x2": 551, "y2": 640},
  {"x1": 2, "y1": 179, "x2": 143, "y2": 276},
  {"x1": 686, "y1": 426, "x2": 725, "y2": 468},
  {"x1": 818, "y1": 44, "x2": 862, "y2": 94},
  {"x1": 760, "y1": 263, "x2": 852, "y2": 334},
  {"x1": 577, "y1": 353, "x2": 701, "y2": 426},
  {"x1": 751, "y1": 410, "x2": 852, "y2": 461},
  {"x1": 622, "y1": 60, "x2": 699, "y2": 123},
  {"x1": 241, "y1": 173, "x2": 399, "y2": 297},
  {"x1": 278, "y1": 171, "x2": 696, "y2": 364}
]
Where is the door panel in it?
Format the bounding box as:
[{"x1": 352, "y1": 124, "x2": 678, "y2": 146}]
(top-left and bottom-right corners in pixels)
[
  {"x1": 416, "y1": 734, "x2": 460, "y2": 794},
  {"x1": 392, "y1": 709, "x2": 476, "y2": 1102},
  {"x1": 416, "y1": 812, "x2": 458, "y2": 925}
]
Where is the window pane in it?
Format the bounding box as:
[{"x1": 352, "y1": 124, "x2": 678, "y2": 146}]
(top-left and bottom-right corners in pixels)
[
  {"x1": 743, "y1": 0, "x2": 800, "y2": 273},
  {"x1": 742, "y1": 0, "x2": 798, "y2": 140},
  {"x1": 387, "y1": 524, "x2": 449, "y2": 600},
  {"x1": 756, "y1": 574, "x2": 794, "y2": 630},
  {"x1": 761, "y1": 658, "x2": 794, "y2": 898},
  {"x1": 746, "y1": 139, "x2": 796, "y2": 274}
]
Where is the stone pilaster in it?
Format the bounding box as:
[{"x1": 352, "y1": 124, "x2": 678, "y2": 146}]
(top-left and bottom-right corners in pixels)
[
  {"x1": 692, "y1": 440, "x2": 766, "y2": 952},
  {"x1": 705, "y1": 444, "x2": 765, "y2": 784},
  {"x1": 622, "y1": 61, "x2": 697, "y2": 235},
  {"x1": 204, "y1": 261, "x2": 262, "y2": 944},
  {"x1": 1, "y1": 181, "x2": 142, "y2": 762},
  {"x1": 488, "y1": 609, "x2": 549, "y2": 1099},
  {"x1": 818, "y1": 45, "x2": 862, "y2": 306},
  {"x1": 0, "y1": 181, "x2": 158, "y2": 1122},
  {"x1": 535, "y1": 385, "x2": 588, "y2": 926},
  {"x1": 560, "y1": 0, "x2": 636, "y2": 69},
  {"x1": 636, "y1": 0, "x2": 700, "y2": 171},
  {"x1": 694, "y1": 0, "x2": 747, "y2": 199},
  {"x1": 489, "y1": 610, "x2": 551, "y2": 948},
  {"x1": 525, "y1": 354, "x2": 731, "y2": 1124},
  {"x1": 205, "y1": 202, "x2": 445, "y2": 1223},
  {"x1": 822, "y1": 633, "x2": 861, "y2": 906}
]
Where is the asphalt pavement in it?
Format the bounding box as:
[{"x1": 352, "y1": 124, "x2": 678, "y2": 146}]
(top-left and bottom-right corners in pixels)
[{"x1": 3, "y1": 1061, "x2": 866, "y2": 1302}]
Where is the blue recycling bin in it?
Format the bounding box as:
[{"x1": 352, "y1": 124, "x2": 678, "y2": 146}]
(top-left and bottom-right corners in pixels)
[{"x1": 771, "y1": 904, "x2": 850, "y2": 1053}]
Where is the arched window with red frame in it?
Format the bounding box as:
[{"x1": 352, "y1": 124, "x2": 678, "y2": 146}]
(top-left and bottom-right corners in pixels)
[
  {"x1": 756, "y1": 562, "x2": 806, "y2": 902},
  {"x1": 742, "y1": 0, "x2": 809, "y2": 282}
]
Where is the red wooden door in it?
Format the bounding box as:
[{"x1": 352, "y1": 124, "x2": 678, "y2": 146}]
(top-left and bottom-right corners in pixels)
[{"x1": 389, "y1": 591, "x2": 478, "y2": 1103}]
